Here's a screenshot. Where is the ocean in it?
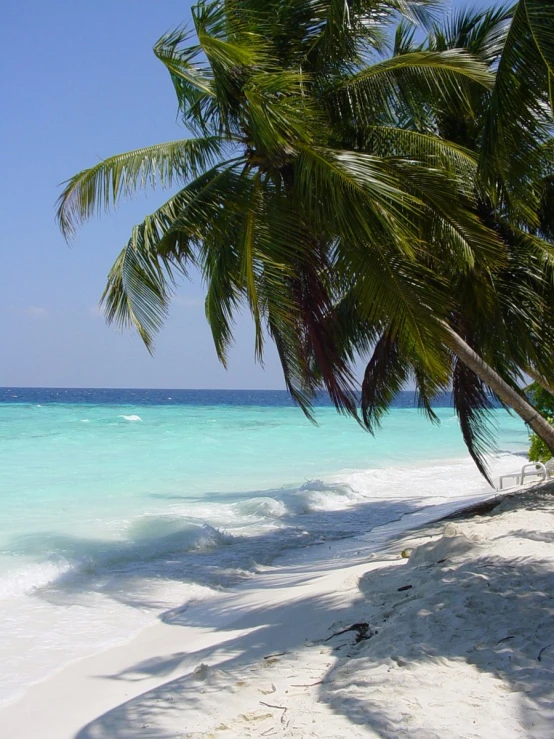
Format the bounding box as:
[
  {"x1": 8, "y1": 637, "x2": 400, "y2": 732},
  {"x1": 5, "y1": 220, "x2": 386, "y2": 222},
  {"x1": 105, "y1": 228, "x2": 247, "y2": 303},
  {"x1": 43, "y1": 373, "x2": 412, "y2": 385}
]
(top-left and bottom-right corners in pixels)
[{"x1": 0, "y1": 388, "x2": 529, "y2": 705}]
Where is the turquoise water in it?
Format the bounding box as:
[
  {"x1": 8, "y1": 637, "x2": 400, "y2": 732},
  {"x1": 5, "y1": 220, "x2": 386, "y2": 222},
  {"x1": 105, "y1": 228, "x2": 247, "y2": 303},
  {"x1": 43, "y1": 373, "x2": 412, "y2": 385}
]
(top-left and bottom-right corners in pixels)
[{"x1": 0, "y1": 390, "x2": 529, "y2": 704}]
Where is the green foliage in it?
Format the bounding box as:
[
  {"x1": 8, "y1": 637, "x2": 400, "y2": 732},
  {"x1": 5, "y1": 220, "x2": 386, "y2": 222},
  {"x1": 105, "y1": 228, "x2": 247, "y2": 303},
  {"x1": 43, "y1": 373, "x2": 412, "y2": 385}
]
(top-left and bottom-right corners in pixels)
[
  {"x1": 527, "y1": 382, "x2": 554, "y2": 416},
  {"x1": 357, "y1": 2, "x2": 554, "y2": 479},
  {"x1": 479, "y1": 0, "x2": 554, "y2": 217},
  {"x1": 528, "y1": 433, "x2": 553, "y2": 464},
  {"x1": 58, "y1": 0, "x2": 498, "y2": 416},
  {"x1": 527, "y1": 383, "x2": 554, "y2": 461},
  {"x1": 57, "y1": 0, "x2": 554, "y2": 478}
]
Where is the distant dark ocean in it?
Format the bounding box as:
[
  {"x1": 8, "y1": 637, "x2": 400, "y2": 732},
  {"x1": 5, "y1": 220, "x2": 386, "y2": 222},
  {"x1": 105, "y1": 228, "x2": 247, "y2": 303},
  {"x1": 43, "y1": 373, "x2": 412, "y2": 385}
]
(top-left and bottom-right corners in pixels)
[{"x1": 0, "y1": 387, "x2": 463, "y2": 407}]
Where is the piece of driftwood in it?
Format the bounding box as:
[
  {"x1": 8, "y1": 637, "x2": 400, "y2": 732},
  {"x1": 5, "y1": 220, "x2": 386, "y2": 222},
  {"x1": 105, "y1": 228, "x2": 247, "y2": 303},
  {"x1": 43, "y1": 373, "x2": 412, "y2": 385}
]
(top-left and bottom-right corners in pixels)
[
  {"x1": 538, "y1": 643, "x2": 554, "y2": 662},
  {"x1": 324, "y1": 622, "x2": 375, "y2": 644}
]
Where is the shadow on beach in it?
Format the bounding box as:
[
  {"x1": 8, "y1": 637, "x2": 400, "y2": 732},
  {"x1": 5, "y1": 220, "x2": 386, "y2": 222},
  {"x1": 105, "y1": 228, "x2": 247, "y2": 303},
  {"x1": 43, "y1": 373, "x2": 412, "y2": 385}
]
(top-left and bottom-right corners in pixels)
[
  {"x1": 38, "y1": 492, "x2": 552, "y2": 739},
  {"x1": 319, "y1": 557, "x2": 554, "y2": 737}
]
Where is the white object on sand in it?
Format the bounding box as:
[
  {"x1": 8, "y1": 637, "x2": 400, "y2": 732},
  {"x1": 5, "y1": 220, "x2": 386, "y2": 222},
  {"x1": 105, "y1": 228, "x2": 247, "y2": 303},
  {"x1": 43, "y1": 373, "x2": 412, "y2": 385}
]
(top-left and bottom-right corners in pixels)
[{"x1": 498, "y1": 461, "x2": 549, "y2": 490}]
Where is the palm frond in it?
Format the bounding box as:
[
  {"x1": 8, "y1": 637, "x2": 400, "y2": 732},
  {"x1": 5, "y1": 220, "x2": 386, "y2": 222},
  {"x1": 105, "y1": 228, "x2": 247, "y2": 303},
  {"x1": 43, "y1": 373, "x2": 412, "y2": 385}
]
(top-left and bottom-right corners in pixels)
[
  {"x1": 412, "y1": 364, "x2": 442, "y2": 424},
  {"x1": 267, "y1": 306, "x2": 318, "y2": 421},
  {"x1": 302, "y1": 0, "x2": 386, "y2": 72},
  {"x1": 479, "y1": 0, "x2": 552, "y2": 207},
  {"x1": 100, "y1": 160, "x2": 247, "y2": 349},
  {"x1": 361, "y1": 331, "x2": 411, "y2": 432},
  {"x1": 340, "y1": 244, "x2": 452, "y2": 370},
  {"x1": 428, "y1": 4, "x2": 513, "y2": 65},
  {"x1": 389, "y1": 0, "x2": 441, "y2": 29},
  {"x1": 295, "y1": 145, "x2": 424, "y2": 257},
  {"x1": 244, "y1": 70, "x2": 323, "y2": 155},
  {"x1": 239, "y1": 172, "x2": 264, "y2": 360},
  {"x1": 203, "y1": 237, "x2": 243, "y2": 366},
  {"x1": 154, "y1": 28, "x2": 214, "y2": 96},
  {"x1": 524, "y1": 0, "x2": 554, "y2": 114},
  {"x1": 384, "y1": 157, "x2": 505, "y2": 271},
  {"x1": 154, "y1": 28, "x2": 223, "y2": 135},
  {"x1": 294, "y1": 260, "x2": 360, "y2": 418},
  {"x1": 332, "y1": 50, "x2": 494, "y2": 125},
  {"x1": 451, "y1": 353, "x2": 497, "y2": 484},
  {"x1": 57, "y1": 137, "x2": 222, "y2": 239},
  {"x1": 343, "y1": 125, "x2": 477, "y2": 176},
  {"x1": 524, "y1": 0, "x2": 554, "y2": 78},
  {"x1": 393, "y1": 20, "x2": 419, "y2": 55},
  {"x1": 101, "y1": 228, "x2": 183, "y2": 352}
]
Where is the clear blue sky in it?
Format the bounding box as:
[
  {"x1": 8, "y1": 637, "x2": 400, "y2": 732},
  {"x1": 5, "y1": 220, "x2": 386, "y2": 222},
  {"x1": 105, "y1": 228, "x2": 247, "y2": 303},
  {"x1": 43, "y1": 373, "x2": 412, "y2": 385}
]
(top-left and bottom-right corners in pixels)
[{"x1": 1, "y1": 0, "x2": 495, "y2": 389}]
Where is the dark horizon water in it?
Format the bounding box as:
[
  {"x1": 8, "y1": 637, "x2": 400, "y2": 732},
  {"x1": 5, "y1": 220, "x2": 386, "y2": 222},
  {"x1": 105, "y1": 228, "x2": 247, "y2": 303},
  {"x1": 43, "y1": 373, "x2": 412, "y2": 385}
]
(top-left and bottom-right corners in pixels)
[{"x1": 0, "y1": 387, "x2": 470, "y2": 407}]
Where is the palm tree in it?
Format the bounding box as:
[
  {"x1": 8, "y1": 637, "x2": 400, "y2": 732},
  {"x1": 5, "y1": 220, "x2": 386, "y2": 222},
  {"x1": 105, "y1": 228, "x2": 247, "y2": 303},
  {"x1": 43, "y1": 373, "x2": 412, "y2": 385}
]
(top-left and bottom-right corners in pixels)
[
  {"x1": 355, "y1": 3, "x2": 554, "y2": 477},
  {"x1": 58, "y1": 0, "x2": 499, "y2": 422},
  {"x1": 479, "y1": 0, "x2": 554, "y2": 206}
]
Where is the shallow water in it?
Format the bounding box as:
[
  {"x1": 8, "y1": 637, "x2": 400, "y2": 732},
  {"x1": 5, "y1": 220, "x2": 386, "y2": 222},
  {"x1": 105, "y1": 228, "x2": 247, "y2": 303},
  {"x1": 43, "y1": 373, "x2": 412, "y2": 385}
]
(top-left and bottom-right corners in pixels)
[{"x1": 0, "y1": 389, "x2": 529, "y2": 704}]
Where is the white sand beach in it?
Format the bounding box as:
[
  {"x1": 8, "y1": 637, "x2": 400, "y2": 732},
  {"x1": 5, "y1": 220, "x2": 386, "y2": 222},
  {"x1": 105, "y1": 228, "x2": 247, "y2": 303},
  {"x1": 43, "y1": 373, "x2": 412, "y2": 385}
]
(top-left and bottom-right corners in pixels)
[{"x1": 1, "y1": 482, "x2": 553, "y2": 738}]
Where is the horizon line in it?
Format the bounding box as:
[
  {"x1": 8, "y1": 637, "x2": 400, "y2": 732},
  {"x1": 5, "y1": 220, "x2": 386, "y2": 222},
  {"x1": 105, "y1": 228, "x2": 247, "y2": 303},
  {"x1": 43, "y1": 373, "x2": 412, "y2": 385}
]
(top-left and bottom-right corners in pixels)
[{"x1": 0, "y1": 385, "x2": 420, "y2": 393}]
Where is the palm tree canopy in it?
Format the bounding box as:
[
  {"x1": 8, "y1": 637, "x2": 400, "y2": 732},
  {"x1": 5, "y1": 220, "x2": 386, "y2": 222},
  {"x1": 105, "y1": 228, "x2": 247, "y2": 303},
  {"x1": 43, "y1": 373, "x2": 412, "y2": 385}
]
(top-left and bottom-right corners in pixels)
[
  {"x1": 353, "y1": 2, "x2": 554, "y2": 479},
  {"x1": 58, "y1": 0, "x2": 504, "y2": 420},
  {"x1": 478, "y1": 1, "x2": 554, "y2": 214}
]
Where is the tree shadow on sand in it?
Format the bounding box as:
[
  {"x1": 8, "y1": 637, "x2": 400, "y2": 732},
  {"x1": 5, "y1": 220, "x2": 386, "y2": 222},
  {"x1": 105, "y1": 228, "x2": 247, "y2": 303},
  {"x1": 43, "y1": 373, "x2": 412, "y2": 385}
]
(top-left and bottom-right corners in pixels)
[
  {"x1": 60, "y1": 495, "x2": 554, "y2": 738},
  {"x1": 320, "y1": 534, "x2": 554, "y2": 736},
  {"x1": 73, "y1": 589, "x2": 365, "y2": 738}
]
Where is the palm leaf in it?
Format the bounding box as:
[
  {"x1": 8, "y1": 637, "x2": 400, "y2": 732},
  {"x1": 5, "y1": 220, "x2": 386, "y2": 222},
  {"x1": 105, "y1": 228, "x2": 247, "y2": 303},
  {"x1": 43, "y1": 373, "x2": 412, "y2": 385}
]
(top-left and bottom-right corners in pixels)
[
  {"x1": 57, "y1": 137, "x2": 222, "y2": 238},
  {"x1": 524, "y1": 1, "x2": 554, "y2": 75},
  {"x1": 295, "y1": 145, "x2": 424, "y2": 258},
  {"x1": 153, "y1": 28, "x2": 225, "y2": 136},
  {"x1": 451, "y1": 353, "x2": 497, "y2": 484},
  {"x1": 239, "y1": 172, "x2": 264, "y2": 360},
  {"x1": 524, "y1": 0, "x2": 554, "y2": 112},
  {"x1": 154, "y1": 28, "x2": 214, "y2": 96},
  {"x1": 100, "y1": 160, "x2": 247, "y2": 349},
  {"x1": 384, "y1": 157, "x2": 505, "y2": 270},
  {"x1": 332, "y1": 50, "x2": 493, "y2": 125},
  {"x1": 342, "y1": 125, "x2": 477, "y2": 176},
  {"x1": 479, "y1": 0, "x2": 552, "y2": 208},
  {"x1": 339, "y1": 244, "x2": 452, "y2": 370},
  {"x1": 101, "y1": 228, "x2": 183, "y2": 352},
  {"x1": 428, "y1": 4, "x2": 513, "y2": 65},
  {"x1": 295, "y1": 260, "x2": 360, "y2": 417},
  {"x1": 361, "y1": 331, "x2": 411, "y2": 432}
]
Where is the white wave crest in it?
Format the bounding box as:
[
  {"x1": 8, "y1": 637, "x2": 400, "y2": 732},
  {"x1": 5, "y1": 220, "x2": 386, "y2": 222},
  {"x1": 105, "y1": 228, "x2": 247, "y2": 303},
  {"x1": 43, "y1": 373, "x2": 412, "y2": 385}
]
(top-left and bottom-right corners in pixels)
[
  {"x1": 236, "y1": 497, "x2": 288, "y2": 519},
  {"x1": 0, "y1": 558, "x2": 72, "y2": 600},
  {"x1": 126, "y1": 516, "x2": 233, "y2": 556}
]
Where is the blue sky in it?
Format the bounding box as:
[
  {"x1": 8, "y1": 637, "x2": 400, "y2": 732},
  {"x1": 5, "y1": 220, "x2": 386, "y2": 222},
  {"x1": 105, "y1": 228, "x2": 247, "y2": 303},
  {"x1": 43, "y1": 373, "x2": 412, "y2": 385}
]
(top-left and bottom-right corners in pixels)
[{"x1": 1, "y1": 0, "x2": 495, "y2": 389}]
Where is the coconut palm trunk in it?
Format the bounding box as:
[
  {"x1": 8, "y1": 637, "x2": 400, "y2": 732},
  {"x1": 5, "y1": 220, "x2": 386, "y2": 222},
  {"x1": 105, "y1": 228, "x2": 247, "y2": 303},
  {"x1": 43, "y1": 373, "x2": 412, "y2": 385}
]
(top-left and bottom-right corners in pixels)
[
  {"x1": 525, "y1": 367, "x2": 554, "y2": 397},
  {"x1": 443, "y1": 325, "x2": 554, "y2": 455}
]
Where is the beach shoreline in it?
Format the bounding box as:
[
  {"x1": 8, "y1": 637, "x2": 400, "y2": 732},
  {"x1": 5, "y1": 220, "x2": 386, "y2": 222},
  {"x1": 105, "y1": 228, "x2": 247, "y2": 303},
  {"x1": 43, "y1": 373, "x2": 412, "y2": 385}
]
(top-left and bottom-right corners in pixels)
[
  {"x1": 2, "y1": 478, "x2": 553, "y2": 738},
  {"x1": 0, "y1": 426, "x2": 527, "y2": 710}
]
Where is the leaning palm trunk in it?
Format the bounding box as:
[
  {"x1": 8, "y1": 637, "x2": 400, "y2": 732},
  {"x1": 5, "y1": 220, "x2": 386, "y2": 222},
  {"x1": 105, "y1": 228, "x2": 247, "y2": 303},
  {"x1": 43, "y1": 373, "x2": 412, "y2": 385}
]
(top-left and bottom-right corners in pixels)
[
  {"x1": 525, "y1": 367, "x2": 554, "y2": 398},
  {"x1": 443, "y1": 326, "x2": 554, "y2": 456}
]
